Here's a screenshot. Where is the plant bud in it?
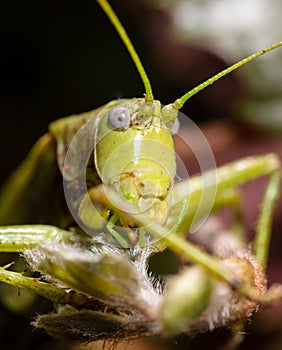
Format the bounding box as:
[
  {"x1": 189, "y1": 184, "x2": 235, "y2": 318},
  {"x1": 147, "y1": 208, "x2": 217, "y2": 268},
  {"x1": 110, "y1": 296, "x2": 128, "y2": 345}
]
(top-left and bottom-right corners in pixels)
[{"x1": 159, "y1": 265, "x2": 214, "y2": 334}]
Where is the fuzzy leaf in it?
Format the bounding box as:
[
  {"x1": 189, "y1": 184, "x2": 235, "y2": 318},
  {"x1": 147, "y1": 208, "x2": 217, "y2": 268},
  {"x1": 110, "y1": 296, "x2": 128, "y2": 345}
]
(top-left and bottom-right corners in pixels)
[
  {"x1": 34, "y1": 305, "x2": 159, "y2": 343},
  {"x1": 25, "y1": 244, "x2": 141, "y2": 306}
]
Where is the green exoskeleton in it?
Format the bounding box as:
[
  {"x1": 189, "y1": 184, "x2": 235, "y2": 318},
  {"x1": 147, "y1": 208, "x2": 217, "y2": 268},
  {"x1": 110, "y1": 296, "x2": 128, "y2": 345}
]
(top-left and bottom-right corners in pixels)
[{"x1": 0, "y1": 0, "x2": 281, "y2": 345}]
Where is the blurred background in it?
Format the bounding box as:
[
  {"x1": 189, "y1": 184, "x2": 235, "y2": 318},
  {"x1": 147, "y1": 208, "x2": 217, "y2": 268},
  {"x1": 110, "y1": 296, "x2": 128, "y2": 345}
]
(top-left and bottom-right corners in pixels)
[{"x1": 0, "y1": 0, "x2": 281, "y2": 349}]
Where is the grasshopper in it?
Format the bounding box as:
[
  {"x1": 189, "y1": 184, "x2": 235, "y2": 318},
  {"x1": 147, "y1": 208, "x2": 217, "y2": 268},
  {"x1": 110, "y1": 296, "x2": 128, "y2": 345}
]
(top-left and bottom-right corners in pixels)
[{"x1": 0, "y1": 0, "x2": 281, "y2": 345}]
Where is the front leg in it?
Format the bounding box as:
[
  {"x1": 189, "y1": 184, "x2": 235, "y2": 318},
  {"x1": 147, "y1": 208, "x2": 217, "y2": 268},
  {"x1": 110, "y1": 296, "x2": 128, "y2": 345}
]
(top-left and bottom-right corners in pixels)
[{"x1": 0, "y1": 225, "x2": 71, "y2": 252}]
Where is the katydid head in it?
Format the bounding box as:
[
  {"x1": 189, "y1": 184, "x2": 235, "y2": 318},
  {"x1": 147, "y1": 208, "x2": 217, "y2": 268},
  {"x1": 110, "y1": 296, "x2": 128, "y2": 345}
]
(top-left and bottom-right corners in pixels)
[{"x1": 94, "y1": 98, "x2": 177, "y2": 225}]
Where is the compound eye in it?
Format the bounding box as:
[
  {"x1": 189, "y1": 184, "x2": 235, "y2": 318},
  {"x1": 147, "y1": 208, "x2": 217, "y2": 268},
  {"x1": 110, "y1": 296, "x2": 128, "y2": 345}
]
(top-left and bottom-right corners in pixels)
[
  {"x1": 170, "y1": 118, "x2": 180, "y2": 135},
  {"x1": 108, "y1": 106, "x2": 131, "y2": 130}
]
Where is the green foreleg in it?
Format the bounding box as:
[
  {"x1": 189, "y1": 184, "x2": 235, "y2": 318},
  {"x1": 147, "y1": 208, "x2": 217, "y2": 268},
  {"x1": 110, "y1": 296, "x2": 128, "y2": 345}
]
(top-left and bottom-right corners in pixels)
[
  {"x1": 106, "y1": 213, "x2": 130, "y2": 248},
  {"x1": 0, "y1": 225, "x2": 74, "y2": 252}
]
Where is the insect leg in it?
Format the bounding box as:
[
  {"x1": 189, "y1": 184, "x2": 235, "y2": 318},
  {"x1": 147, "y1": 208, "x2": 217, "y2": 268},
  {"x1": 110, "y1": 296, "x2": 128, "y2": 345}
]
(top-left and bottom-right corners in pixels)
[
  {"x1": 253, "y1": 170, "x2": 281, "y2": 268},
  {"x1": 0, "y1": 225, "x2": 74, "y2": 252},
  {"x1": 173, "y1": 153, "x2": 281, "y2": 269},
  {"x1": 84, "y1": 186, "x2": 146, "y2": 248},
  {"x1": 106, "y1": 213, "x2": 130, "y2": 248},
  {"x1": 169, "y1": 188, "x2": 245, "y2": 241}
]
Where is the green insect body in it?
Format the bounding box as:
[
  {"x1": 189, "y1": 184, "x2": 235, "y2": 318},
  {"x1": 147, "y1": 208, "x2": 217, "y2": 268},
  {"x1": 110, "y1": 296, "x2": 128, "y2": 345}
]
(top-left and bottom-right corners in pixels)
[{"x1": 0, "y1": 0, "x2": 281, "y2": 344}]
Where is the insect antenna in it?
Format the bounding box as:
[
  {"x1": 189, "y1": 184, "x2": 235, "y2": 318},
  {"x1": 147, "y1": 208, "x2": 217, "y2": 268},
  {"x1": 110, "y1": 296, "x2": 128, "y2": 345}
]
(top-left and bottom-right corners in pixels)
[
  {"x1": 169, "y1": 41, "x2": 282, "y2": 111},
  {"x1": 97, "y1": 0, "x2": 154, "y2": 102}
]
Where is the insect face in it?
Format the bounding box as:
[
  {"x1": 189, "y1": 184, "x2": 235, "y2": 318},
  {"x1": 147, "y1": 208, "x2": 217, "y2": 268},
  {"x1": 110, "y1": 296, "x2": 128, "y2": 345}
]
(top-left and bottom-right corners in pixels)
[{"x1": 94, "y1": 98, "x2": 178, "y2": 224}]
